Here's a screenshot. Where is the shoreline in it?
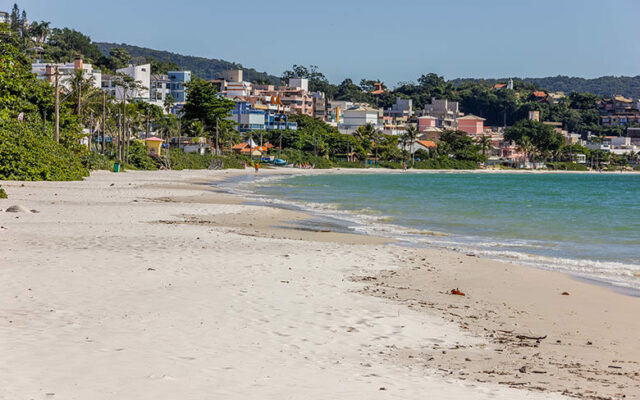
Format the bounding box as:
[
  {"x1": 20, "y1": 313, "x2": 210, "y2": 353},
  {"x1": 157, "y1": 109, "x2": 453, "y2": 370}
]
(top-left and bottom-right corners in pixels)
[
  {"x1": 1, "y1": 169, "x2": 638, "y2": 399},
  {"x1": 220, "y1": 168, "x2": 640, "y2": 298}
]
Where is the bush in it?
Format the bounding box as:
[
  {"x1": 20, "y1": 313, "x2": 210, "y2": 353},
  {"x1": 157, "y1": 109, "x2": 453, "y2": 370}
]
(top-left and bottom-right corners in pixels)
[
  {"x1": 413, "y1": 158, "x2": 478, "y2": 170},
  {"x1": 377, "y1": 160, "x2": 403, "y2": 169},
  {"x1": 80, "y1": 152, "x2": 113, "y2": 170},
  {"x1": 546, "y1": 162, "x2": 588, "y2": 171},
  {"x1": 127, "y1": 141, "x2": 161, "y2": 170},
  {"x1": 332, "y1": 161, "x2": 365, "y2": 168},
  {"x1": 0, "y1": 186, "x2": 7, "y2": 199},
  {"x1": 279, "y1": 149, "x2": 333, "y2": 169},
  {"x1": 169, "y1": 149, "x2": 249, "y2": 170},
  {"x1": 0, "y1": 119, "x2": 89, "y2": 181}
]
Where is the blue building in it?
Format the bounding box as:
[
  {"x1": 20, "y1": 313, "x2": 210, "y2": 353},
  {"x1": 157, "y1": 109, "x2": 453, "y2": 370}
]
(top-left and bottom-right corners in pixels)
[
  {"x1": 167, "y1": 71, "x2": 191, "y2": 103},
  {"x1": 230, "y1": 100, "x2": 297, "y2": 132}
]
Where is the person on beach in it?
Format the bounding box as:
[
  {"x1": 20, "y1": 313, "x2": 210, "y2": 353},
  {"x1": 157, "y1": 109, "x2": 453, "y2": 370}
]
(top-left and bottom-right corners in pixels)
[{"x1": 255, "y1": 163, "x2": 259, "y2": 173}]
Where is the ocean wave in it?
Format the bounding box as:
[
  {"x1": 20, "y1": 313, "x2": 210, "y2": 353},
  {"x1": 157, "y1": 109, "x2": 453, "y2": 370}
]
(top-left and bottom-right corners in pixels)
[{"x1": 220, "y1": 174, "x2": 640, "y2": 292}]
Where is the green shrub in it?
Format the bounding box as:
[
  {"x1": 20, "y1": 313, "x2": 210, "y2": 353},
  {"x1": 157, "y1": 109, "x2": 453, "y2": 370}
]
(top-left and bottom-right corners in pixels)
[
  {"x1": 169, "y1": 149, "x2": 249, "y2": 170},
  {"x1": 546, "y1": 162, "x2": 588, "y2": 171},
  {"x1": 279, "y1": 149, "x2": 333, "y2": 169},
  {"x1": 0, "y1": 119, "x2": 89, "y2": 181},
  {"x1": 0, "y1": 186, "x2": 7, "y2": 199},
  {"x1": 377, "y1": 160, "x2": 403, "y2": 169},
  {"x1": 413, "y1": 158, "x2": 478, "y2": 170},
  {"x1": 127, "y1": 141, "x2": 161, "y2": 170},
  {"x1": 332, "y1": 161, "x2": 365, "y2": 168},
  {"x1": 80, "y1": 152, "x2": 113, "y2": 170}
]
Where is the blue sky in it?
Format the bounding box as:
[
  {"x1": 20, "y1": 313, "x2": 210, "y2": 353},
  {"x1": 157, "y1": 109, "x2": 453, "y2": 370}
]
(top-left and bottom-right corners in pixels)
[{"x1": 16, "y1": 0, "x2": 640, "y2": 87}]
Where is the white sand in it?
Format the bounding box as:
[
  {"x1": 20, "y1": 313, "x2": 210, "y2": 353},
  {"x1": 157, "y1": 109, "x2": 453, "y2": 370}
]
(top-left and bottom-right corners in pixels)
[{"x1": 0, "y1": 170, "x2": 571, "y2": 399}]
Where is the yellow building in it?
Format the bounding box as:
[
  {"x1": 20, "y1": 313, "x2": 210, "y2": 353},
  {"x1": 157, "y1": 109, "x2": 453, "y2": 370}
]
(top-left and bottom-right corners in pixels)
[{"x1": 144, "y1": 137, "x2": 164, "y2": 156}]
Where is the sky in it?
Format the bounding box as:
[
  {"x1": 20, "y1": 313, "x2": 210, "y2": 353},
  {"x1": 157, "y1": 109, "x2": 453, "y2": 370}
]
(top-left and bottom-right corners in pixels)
[{"x1": 15, "y1": 0, "x2": 640, "y2": 87}]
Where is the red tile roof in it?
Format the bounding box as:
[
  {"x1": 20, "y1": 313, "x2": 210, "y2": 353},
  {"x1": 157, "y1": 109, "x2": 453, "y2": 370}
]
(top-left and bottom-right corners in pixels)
[{"x1": 416, "y1": 140, "x2": 437, "y2": 148}]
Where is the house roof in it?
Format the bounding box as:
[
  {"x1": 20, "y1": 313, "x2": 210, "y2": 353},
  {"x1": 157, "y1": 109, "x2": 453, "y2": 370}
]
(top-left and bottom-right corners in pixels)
[
  {"x1": 145, "y1": 137, "x2": 164, "y2": 142},
  {"x1": 492, "y1": 83, "x2": 507, "y2": 89},
  {"x1": 457, "y1": 114, "x2": 485, "y2": 121},
  {"x1": 614, "y1": 95, "x2": 632, "y2": 103},
  {"x1": 533, "y1": 91, "x2": 547, "y2": 98},
  {"x1": 232, "y1": 143, "x2": 250, "y2": 149},
  {"x1": 416, "y1": 140, "x2": 437, "y2": 148}
]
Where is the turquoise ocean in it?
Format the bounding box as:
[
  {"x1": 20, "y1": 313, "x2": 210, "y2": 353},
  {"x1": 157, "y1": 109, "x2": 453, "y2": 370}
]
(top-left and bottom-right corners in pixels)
[{"x1": 230, "y1": 172, "x2": 640, "y2": 291}]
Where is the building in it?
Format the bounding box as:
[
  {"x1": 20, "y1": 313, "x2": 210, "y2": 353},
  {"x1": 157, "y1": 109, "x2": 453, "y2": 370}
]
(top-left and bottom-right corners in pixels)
[
  {"x1": 597, "y1": 95, "x2": 634, "y2": 115},
  {"x1": 0, "y1": 11, "x2": 10, "y2": 24},
  {"x1": 224, "y1": 70, "x2": 252, "y2": 98},
  {"x1": 548, "y1": 92, "x2": 565, "y2": 104},
  {"x1": 311, "y1": 91, "x2": 327, "y2": 120},
  {"x1": 601, "y1": 114, "x2": 640, "y2": 127},
  {"x1": 492, "y1": 78, "x2": 513, "y2": 90},
  {"x1": 457, "y1": 114, "x2": 485, "y2": 136},
  {"x1": 420, "y1": 98, "x2": 461, "y2": 129},
  {"x1": 532, "y1": 91, "x2": 547, "y2": 101},
  {"x1": 384, "y1": 98, "x2": 413, "y2": 119},
  {"x1": 401, "y1": 139, "x2": 437, "y2": 154},
  {"x1": 167, "y1": 71, "x2": 191, "y2": 103},
  {"x1": 380, "y1": 116, "x2": 408, "y2": 136},
  {"x1": 32, "y1": 58, "x2": 102, "y2": 91},
  {"x1": 101, "y1": 64, "x2": 151, "y2": 100},
  {"x1": 149, "y1": 74, "x2": 171, "y2": 107},
  {"x1": 253, "y1": 79, "x2": 314, "y2": 116},
  {"x1": 596, "y1": 95, "x2": 640, "y2": 127},
  {"x1": 229, "y1": 97, "x2": 297, "y2": 132},
  {"x1": 587, "y1": 136, "x2": 638, "y2": 155},
  {"x1": 418, "y1": 115, "x2": 437, "y2": 132},
  {"x1": 339, "y1": 106, "x2": 380, "y2": 134},
  {"x1": 326, "y1": 100, "x2": 354, "y2": 125}
]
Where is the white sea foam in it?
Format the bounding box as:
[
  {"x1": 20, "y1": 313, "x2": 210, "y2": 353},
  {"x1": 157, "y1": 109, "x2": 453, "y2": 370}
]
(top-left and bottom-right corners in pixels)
[{"x1": 220, "y1": 174, "x2": 640, "y2": 292}]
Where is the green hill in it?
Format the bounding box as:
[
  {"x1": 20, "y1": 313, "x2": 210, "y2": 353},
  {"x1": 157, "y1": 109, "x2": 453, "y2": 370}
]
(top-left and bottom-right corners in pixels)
[
  {"x1": 450, "y1": 75, "x2": 640, "y2": 99},
  {"x1": 95, "y1": 42, "x2": 282, "y2": 84}
]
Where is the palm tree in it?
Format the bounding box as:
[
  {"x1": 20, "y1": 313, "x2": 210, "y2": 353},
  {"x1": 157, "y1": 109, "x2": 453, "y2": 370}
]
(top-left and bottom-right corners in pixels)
[
  {"x1": 187, "y1": 120, "x2": 205, "y2": 138},
  {"x1": 404, "y1": 125, "x2": 419, "y2": 166},
  {"x1": 478, "y1": 135, "x2": 492, "y2": 157},
  {"x1": 354, "y1": 123, "x2": 376, "y2": 166},
  {"x1": 163, "y1": 94, "x2": 176, "y2": 115},
  {"x1": 29, "y1": 21, "x2": 50, "y2": 44},
  {"x1": 517, "y1": 136, "x2": 534, "y2": 167}
]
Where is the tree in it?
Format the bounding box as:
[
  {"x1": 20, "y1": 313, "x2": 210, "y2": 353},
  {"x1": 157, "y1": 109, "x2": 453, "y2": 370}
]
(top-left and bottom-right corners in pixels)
[
  {"x1": 163, "y1": 94, "x2": 175, "y2": 114},
  {"x1": 183, "y1": 79, "x2": 235, "y2": 153},
  {"x1": 403, "y1": 125, "x2": 419, "y2": 165},
  {"x1": 45, "y1": 28, "x2": 103, "y2": 63},
  {"x1": 438, "y1": 130, "x2": 485, "y2": 162},
  {"x1": 108, "y1": 47, "x2": 131, "y2": 70},
  {"x1": 29, "y1": 21, "x2": 50, "y2": 44},
  {"x1": 281, "y1": 64, "x2": 332, "y2": 94},
  {"x1": 504, "y1": 119, "x2": 564, "y2": 160},
  {"x1": 478, "y1": 135, "x2": 492, "y2": 157},
  {"x1": 354, "y1": 123, "x2": 377, "y2": 164}
]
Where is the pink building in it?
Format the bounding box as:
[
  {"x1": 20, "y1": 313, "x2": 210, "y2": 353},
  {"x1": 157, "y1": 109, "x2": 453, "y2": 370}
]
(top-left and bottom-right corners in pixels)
[
  {"x1": 253, "y1": 79, "x2": 315, "y2": 117},
  {"x1": 418, "y1": 116, "x2": 437, "y2": 132},
  {"x1": 457, "y1": 114, "x2": 485, "y2": 135}
]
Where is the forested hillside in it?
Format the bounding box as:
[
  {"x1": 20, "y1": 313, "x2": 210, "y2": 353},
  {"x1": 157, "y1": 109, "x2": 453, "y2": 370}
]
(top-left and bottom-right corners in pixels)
[
  {"x1": 450, "y1": 76, "x2": 640, "y2": 99},
  {"x1": 95, "y1": 42, "x2": 281, "y2": 84}
]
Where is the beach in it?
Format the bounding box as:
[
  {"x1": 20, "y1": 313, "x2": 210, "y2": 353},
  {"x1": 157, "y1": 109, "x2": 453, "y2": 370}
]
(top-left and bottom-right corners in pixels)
[{"x1": 0, "y1": 169, "x2": 638, "y2": 399}]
